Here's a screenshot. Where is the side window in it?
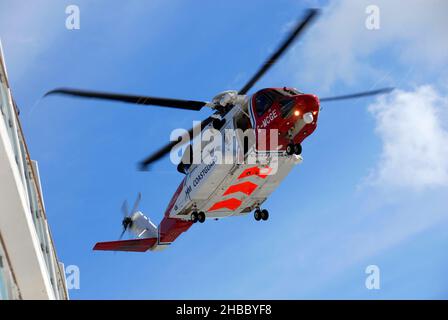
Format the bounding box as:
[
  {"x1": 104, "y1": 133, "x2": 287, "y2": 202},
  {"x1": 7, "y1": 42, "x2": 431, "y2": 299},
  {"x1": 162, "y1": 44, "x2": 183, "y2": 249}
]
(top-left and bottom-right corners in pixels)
[{"x1": 255, "y1": 93, "x2": 273, "y2": 116}]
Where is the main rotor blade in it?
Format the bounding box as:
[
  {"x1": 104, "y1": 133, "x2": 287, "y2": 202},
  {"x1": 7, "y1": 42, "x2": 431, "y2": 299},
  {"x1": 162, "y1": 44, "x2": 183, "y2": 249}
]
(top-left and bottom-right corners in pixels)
[
  {"x1": 45, "y1": 88, "x2": 208, "y2": 111},
  {"x1": 138, "y1": 116, "x2": 214, "y2": 170},
  {"x1": 238, "y1": 9, "x2": 320, "y2": 95},
  {"x1": 319, "y1": 87, "x2": 394, "y2": 102}
]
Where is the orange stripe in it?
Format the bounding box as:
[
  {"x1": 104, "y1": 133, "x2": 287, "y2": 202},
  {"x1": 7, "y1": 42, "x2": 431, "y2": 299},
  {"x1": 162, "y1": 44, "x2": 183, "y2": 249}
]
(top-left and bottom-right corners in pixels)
[
  {"x1": 237, "y1": 166, "x2": 272, "y2": 179},
  {"x1": 208, "y1": 198, "x2": 242, "y2": 212},
  {"x1": 223, "y1": 181, "x2": 258, "y2": 196}
]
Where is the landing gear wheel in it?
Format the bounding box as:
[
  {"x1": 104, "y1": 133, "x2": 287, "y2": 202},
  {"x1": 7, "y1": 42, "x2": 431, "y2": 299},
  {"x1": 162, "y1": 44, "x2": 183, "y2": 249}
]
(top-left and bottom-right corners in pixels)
[
  {"x1": 191, "y1": 211, "x2": 199, "y2": 223},
  {"x1": 254, "y1": 209, "x2": 262, "y2": 221},
  {"x1": 286, "y1": 143, "x2": 295, "y2": 155},
  {"x1": 294, "y1": 143, "x2": 302, "y2": 155},
  {"x1": 261, "y1": 209, "x2": 269, "y2": 221},
  {"x1": 197, "y1": 211, "x2": 206, "y2": 223}
]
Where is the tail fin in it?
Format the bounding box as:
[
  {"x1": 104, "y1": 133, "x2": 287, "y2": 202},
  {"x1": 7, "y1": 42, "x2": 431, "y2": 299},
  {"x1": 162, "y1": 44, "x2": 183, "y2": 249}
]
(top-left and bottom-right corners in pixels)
[{"x1": 93, "y1": 238, "x2": 157, "y2": 252}]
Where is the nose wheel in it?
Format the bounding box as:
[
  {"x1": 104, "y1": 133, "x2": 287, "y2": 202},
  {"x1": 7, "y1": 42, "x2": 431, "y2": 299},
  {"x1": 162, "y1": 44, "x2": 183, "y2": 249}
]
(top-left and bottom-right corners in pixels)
[
  {"x1": 254, "y1": 208, "x2": 269, "y2": 221},
  {"x1": 286, "y1": 143, "x2": 302, "y2": 155},
  {"x1": 191, "y1": 211, "x2": 206, "y2": 224}
]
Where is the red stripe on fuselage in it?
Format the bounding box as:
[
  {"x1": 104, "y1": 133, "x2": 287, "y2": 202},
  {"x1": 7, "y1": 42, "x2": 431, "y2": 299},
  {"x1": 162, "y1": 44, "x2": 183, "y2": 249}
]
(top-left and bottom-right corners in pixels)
[
  {"x1": 158, "y1": 217, "x2": 193, "y2": 243},
  {"x1": 223, "y1": 181, "x2": 258, "y2": 196},
  {"x1": 157, "y1": 178, "x2": 192, "y2": 244},
  {"x1": 208, "y1": 198, "x2": 242, "y2": 212},
  {"x1": 164, "y1": 178, "x2": 185, "y2": 217},
  {"x1": 237, "y1": 166, "x2": 272, "y2": 179}
]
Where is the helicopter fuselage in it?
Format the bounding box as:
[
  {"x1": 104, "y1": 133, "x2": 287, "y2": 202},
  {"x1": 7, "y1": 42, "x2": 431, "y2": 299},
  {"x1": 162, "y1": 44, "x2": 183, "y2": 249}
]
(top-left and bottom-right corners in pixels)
[{"x1": 149, "y1": 88, "x2": 320, "y2": 250}]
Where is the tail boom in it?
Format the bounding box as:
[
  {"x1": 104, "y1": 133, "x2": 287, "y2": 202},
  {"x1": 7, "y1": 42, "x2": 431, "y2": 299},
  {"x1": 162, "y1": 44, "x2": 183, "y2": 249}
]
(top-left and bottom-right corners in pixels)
[{"x1": 93, "y1": 217, "x2": 193, "y2": 252}]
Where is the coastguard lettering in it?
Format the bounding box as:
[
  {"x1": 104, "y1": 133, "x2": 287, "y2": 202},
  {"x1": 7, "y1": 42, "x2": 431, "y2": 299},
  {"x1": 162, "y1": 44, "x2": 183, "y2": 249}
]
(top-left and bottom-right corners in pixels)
[{"x1": 192, "y1": 161, "x2": 215, "y2": 187}]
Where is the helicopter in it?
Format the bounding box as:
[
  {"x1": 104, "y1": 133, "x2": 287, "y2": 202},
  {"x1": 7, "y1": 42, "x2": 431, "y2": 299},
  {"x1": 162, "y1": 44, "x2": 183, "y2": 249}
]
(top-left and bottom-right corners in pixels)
[{"x1": 45, "y1": 9, "x2": 393, "y2": 252}]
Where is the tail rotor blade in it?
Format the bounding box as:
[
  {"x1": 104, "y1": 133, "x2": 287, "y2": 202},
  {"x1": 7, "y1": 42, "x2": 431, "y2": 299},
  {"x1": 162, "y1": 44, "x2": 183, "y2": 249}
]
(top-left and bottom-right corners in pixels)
[
  {"x1": 119, "y1": 228, "x2": 127, "y2": 240},
  {"x1": 119, "y1": 217, "x2": 133, "y2": 240},
  {"x1": 131, "y1": 192, "x2": 142, "y2": 214},
  {"x1": 121, "y1": 200, "x2": 129, "y2": 217}
]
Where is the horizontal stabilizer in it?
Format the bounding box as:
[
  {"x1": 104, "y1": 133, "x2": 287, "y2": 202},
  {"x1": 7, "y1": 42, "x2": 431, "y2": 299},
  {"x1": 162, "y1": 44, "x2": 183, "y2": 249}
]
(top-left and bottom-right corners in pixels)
[{"x1": 93, "y1": 238, "x2": 157, "y2": 252}]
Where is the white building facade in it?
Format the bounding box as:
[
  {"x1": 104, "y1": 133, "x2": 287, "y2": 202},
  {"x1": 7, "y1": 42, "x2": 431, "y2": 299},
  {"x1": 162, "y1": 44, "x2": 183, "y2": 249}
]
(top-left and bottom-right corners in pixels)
[{"x1": 0, "y1": 42, "x2": 68, "y2": 300}]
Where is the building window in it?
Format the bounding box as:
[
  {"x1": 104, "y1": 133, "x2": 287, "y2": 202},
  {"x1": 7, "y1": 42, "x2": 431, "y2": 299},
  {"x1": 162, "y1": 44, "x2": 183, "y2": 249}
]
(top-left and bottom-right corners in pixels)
[{"x1": 0, "y1": 236, "x2": 19, "y2": 300}]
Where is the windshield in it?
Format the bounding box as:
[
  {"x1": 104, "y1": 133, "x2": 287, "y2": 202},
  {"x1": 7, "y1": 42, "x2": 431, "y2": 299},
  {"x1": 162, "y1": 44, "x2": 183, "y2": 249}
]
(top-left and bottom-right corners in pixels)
[
  {"x1": 279, "y1": 98, "x2": 295, "y2": 118},
  {"x1": 254, "y1": 93, "x2": 273, "y2": 116}
]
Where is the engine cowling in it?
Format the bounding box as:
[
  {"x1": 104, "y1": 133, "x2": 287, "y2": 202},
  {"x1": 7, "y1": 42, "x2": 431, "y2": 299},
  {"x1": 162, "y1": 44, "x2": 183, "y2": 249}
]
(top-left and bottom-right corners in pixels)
[{"x1": 130, "y1": 211, "x2": 158, "y2": 238}]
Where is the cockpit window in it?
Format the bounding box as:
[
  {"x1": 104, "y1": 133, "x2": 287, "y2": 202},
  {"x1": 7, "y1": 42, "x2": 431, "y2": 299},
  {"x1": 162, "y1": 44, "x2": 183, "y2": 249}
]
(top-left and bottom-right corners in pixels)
[
  {"x1": 254, "y1": 93, "x2": 273, "y2": 116},
  {"x1": 279, "y1": 98, "x2": 295, "y2": 118}
]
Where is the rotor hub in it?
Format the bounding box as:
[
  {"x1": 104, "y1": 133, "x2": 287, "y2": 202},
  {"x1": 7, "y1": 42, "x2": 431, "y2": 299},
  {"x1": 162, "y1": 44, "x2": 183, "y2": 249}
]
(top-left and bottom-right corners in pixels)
[
  {"x1": 210, "y1": 91, "x2": 247, "y2": 110},
  {"x1": 122, "y1": 216, "x2": 133, "y2": 229}
]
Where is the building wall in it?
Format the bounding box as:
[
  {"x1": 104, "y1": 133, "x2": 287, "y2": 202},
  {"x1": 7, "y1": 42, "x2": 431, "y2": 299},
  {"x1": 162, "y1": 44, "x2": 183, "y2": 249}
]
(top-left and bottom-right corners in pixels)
[
  {"x1": 0, "y1": 233, "x2": 20, "y2": 299},
  {"x1": 0, "y1": 42, "x2": 68, "y2": 300}
]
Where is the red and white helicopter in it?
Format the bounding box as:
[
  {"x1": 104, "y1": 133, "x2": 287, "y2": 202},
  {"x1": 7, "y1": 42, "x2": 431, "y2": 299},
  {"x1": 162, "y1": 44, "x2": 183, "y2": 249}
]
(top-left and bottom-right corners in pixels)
[{"x1": 45, "y1": 9, "x2": 393, "y2": 252}]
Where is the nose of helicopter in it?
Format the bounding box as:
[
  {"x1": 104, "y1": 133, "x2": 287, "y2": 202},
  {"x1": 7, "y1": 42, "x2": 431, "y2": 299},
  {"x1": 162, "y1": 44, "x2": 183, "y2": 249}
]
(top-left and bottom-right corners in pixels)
[
  {"x1": 285, "y1": 94, "x2": 320, "y2": 122},
  {"x1": 297, "y1": 93, "x2": 320, "y2": 110}
]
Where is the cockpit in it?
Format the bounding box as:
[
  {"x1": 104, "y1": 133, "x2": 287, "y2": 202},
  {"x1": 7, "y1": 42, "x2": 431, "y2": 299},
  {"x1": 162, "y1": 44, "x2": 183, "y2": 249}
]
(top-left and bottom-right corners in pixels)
[{"x1": 253, "y1": 87, "x2": 303, "y2": 117}]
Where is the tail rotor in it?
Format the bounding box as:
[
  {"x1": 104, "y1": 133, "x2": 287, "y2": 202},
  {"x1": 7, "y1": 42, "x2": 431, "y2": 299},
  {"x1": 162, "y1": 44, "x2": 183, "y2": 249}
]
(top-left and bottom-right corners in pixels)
[{"x1": 119, "y1": 192, "x2": 142, "y2": 239}]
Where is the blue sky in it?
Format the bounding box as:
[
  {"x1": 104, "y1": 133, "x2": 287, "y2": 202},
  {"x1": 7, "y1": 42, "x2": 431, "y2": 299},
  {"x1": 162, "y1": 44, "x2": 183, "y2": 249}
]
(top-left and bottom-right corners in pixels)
[{"x1": 1, "y1": 0, "x2": 448, "y2": 299}]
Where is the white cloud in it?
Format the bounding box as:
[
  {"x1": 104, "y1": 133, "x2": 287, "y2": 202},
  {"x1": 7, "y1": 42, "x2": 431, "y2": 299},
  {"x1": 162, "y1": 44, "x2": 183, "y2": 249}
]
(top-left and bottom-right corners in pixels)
[
  {"x1": 367, "y1": 86, "x2": 448, "y2": 189},
  {"x1": 290, "y1": 0, "x2": 448, "y2": 92},
  {"x1": 287, "y1": 1, "x2": 448, "y2": 190},
  {"x1": 269, "y1": 2, "x2": 448, "y2": 296},
  {"x1": 275, "y1": 85, "x2": 448, "y2": 296}
]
